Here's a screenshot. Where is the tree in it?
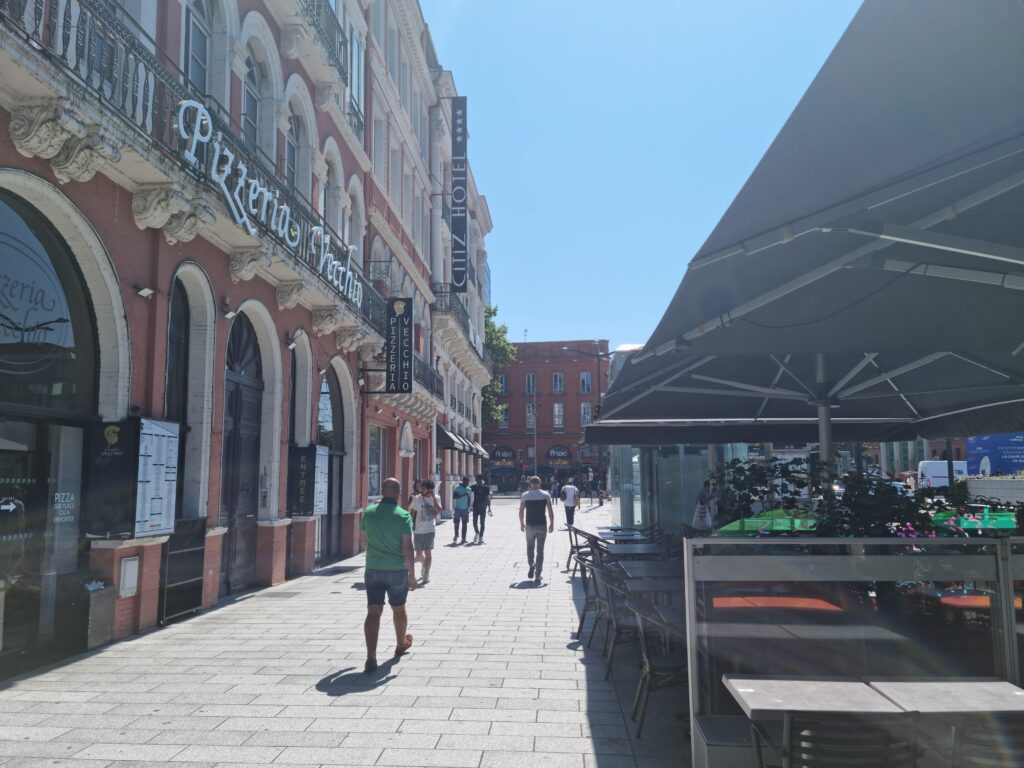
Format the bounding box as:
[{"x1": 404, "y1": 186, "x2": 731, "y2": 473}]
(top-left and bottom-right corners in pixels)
[{"x1": 481, "y1": 305, "x2": 516, "y2": 426}]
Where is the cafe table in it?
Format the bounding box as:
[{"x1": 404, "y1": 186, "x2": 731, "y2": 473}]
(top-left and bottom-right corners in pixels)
[
  {"x1": 723, "y1": 676, "x2": 902, "y2": 721},
  {"x1": 867, "y1": 679, "x2": 1024, "y2": 714},
  {"x1": 618, "y1": 561, "x2": 682, "y2": 579},
  {"x1": 599, "y1": 531, "x2": 649, "y2": 542},
  {"x1": 603, "y1": 543, "x2": 667, "y2": 559},
  {"x1": 623, "y1": 578, "x2": 684, "y2": 605}
]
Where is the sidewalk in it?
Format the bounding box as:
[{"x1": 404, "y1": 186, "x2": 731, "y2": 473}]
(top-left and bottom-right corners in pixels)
[{"x1": 0, "y1": 498, "x2": 684, "y2": 767}]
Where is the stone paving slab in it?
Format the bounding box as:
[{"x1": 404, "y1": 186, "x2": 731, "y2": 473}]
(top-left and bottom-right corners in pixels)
[{"x1": 0, "y1": 498, "x2": 686, "y2": 767}]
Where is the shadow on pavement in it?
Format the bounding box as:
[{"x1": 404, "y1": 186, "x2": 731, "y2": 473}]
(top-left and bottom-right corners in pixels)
[
  {"x1": 316, "y1": 660, "x2": 398, "y2": 694},
  {"x1": 509, "y1": 580, "x2": 546, "y2": 589}
]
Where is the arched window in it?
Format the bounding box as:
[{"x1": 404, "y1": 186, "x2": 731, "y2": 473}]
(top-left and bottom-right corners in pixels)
[
  {"x1": 243, "y1": 50, "x2": 262, "y2": 145},
  {"x1": 286, "y1": 110, "x2": 301, "y2": 188},
  {"x1": 225, "y1": 314, "x2": 262, "y2": 380},
  {"x1": 185, "y1": 1, "x2": 211, "y2": 93},
  {"x1": 0, "y1": 190, "x2": 96, "y2": 413},
  {"x1": 165, "y1": 278, "x2": 190, "y2": 423}
]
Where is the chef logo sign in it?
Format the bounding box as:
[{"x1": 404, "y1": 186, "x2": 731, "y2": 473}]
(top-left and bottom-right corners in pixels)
[{"x1": 386, "y1": 298, "x2": 414, "y2": 393}]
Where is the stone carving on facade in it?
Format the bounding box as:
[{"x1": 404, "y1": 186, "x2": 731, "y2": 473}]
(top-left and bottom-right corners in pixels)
[
  {"x1": 50, "y1": 132, "x2": 121, "y2": 184},
  {"x1": 315, "y1": 82, "x2": 341, "y2": 112},
  {"x1": 162, "y1": 198, "x2": 215, "y2": 245},
  {"x1": 229, "y1": 248, "x2": 272, "y2": 283},
  {"x1": 280, "y1": 26, "x2": 308, "y2": 59},
  {"x1": 132, "y1": 186, "x2": 190, "y2": 231},
  {"x1": 276, "y1": 280, "x2": 308, "y2": 311},
  {"x1": 9, "y1": 102, "x2": 87, "y2": 159},
  {"x1": 312, "y1": 307, "x2": 344, "y2": 336}
]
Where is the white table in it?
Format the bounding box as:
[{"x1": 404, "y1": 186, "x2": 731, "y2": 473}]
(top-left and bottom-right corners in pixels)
[
  {"x1": 723, "y1": 676, "x2": 903, "y2": 720},
  {"x1": 868, "y1": 679, "x2": 1024, "y2": 714}
]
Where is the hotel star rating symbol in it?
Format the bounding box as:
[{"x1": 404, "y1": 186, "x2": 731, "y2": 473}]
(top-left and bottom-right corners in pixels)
[{"x1": 454, "y1": 108, "x2": 465, "y2": 142}]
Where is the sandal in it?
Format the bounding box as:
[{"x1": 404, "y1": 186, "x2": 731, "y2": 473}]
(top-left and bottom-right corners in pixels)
[{"x1": 394, "y1": 633, "x2": 413, "y2": 657}]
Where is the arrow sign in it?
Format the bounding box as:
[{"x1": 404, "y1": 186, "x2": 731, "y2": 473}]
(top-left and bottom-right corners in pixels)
[{"x1": 0, "y1": 501, "x2": 17, "y2": 513}]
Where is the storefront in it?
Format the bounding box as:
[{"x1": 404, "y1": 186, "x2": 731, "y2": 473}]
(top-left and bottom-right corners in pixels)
[{"x1": 0, "y1": 187, "x2": 102, "y2": 676}]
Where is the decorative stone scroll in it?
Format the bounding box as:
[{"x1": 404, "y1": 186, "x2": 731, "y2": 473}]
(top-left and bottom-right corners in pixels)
[
  {"x1": 163, "y1": 199, "x2": 215, "y2": 245},
  {"x1": 276, "y1": 280, "x2": 308, "y2": 311},
  {"x1": 9, "y1": 102, "x2": 87, "y2": 159},
  {"x1": 132, "y1": 186, "x2": 190, "y2": 231},
  {"x1": 229, "y1": 248, "x2": 272, "y2": 283}
]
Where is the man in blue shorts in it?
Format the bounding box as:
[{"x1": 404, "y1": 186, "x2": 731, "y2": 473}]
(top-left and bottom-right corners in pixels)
[
  {"x1": 452, "y1": 476, "x2": 472, "y2": 544},
  {"x1": 359, "y1": 477, "x2": 416, "y2": 673}
]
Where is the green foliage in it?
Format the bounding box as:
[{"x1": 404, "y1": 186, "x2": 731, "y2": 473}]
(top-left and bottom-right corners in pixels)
[
  {"x1": 480, "y1": 305, "x2": 516, "y2": 426},
  {"x1": 814, "y1": 474, "x2": 951, "y2": 537},
  {"x1": 710, "y1": 458, "x2": 810, "y2": 525}
]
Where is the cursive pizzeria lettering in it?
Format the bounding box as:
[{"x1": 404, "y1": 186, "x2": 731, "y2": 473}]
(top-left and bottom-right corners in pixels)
[{"x1": 176, "y1": 100, "x2": 362, "y2": 308}]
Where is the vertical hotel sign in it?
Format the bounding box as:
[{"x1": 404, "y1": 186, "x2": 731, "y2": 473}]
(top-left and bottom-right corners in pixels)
[
  {"x1": 386, "y1": 298, "x2": 414, "y2": 393},
  {"x1": 450, "y1": 96, "x2": 469, "y2": 293}
]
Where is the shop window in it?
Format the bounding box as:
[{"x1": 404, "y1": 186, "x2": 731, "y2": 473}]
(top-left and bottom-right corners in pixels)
[
  {"x1": 368, "y1": 423, "x2": 386, "y2": 498},
  {"x1": 0, "y1": 191, "x2": 96, "y2": 414}
]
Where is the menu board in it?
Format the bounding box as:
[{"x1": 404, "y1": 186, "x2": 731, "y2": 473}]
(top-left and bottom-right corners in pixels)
[
  {"x1": 133, "y1": 418, "x2": 180, "y2": 537},
  {"x1": 313, "y1": 445, "x2": 329, "y2": 516}
]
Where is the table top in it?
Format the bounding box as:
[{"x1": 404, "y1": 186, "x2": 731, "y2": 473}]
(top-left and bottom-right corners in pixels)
[
  {"x1": 867, "y1": 679, "x2": 1024, "y2": 714},
  {"x1": 623, "y1": 578, "x2": 684, "y2": 594},
  {"x1": 600, "y1": 532, "x2": 649, "y2": 542},
  {"x1": 603, "y1": 543, "x2": 667, "y2": 555},
  {"x1": 619, "y1": 562, "x2": 683, "y2": 579},
  {"x1": 723, "y1": 677, "x2": 902, "y2": 720}
]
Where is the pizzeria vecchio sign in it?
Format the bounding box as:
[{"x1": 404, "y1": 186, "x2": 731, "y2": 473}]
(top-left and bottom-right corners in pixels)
[{"x1": 176, "y1": 100, "x2": 363, "y2": 310}]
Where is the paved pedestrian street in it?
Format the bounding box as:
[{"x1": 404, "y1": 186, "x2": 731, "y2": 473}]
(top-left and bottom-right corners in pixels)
[{"x1": 0, "y1": 498, "x2": 684, "y2": 768}]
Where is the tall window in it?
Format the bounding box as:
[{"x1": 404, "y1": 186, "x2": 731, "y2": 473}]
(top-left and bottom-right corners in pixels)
[
  {"x1": 525, "y1": 372, "x2": 536, "y2": 395},
  {"x1": 526, "y1": 403, "x2": 536, "y2": 429},
  {"x1": 243, "y1": 51, "x2": 261, "y2": 145},
  {"x1": 185, "y1": 1, "x2": 210, "y2": 92},
  {"x1": 580, "y1": 371, "x2": 592, "y2": 394},
  {"x1": 497, "y1": 373, "x2": 508, "y2": 395},
  {"x1": 581, "y1": 402, "x2": 593, "y2": 426},
  {"x1": 553, "y1": 402, "x2": 564, "y2": 428},
  {"x1": 286, "y1": 111, "x2": 301, "y2": 187},
  {"x1": 165, "y1": 278, "x2": 191, "y2": 424},
  {"x1": 349, "y1": 27, "x2": 362, "y2": 108},
  {"x1": 498, "y1": 404, "x2": 509, "y2": 429},
  {"x1": 373, "y1": 119, "x2": 387, "y2": 175},
  {"x1": 552, "y1": 371, "x2": 564, "y2": 394},
  {"x1": 371, "y1": 0, "x2": 385, "y2": 44}
]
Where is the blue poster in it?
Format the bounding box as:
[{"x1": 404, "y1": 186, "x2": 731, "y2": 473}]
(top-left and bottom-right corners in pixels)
[{"x1": 967, "y1": 433, "x2": 1024, "y2": 475}]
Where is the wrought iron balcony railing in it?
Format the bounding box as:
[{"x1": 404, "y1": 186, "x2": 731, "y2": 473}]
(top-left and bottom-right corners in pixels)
[
  {"x1": 299, "y1": 0, "x2": 349, "y2": 87},
  {"x1": 0, "y1": 0, "x2": 387, "y2": 337},
  {"x1": 412, "y1": 352, "x2": 444, "y2": 402},
  {"x1": 431, "y1": 283, "x2": 488, "y2": 365}
]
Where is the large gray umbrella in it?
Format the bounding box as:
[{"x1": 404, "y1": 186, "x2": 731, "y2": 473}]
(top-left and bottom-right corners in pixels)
[{"x1": 589, "y1": 0, "x2": 1024, "y2": 449}]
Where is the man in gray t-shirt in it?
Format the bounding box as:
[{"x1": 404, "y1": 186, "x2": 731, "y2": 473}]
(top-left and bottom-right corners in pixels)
[{"x1": 518, "y1": 475, "x2": 554, "y2": 585}]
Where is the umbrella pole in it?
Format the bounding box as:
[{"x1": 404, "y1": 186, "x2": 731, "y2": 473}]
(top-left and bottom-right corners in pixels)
[{"x1": 816, "y1": 354, "x2": 834, "y2": 482}]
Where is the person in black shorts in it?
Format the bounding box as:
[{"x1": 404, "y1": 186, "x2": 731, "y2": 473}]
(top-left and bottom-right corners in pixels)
[
  {"x1": 470, "y1": 475, "x2": 492, "y2": 544},
  {"x1": 518, "y1": 475, "x2": 554, "y2": 585}
]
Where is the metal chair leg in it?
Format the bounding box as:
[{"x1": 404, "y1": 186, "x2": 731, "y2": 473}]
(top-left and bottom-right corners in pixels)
[
  {"x1": 576, "y1": 603, "x2": 588, "y2": 639},
  {"x1": 631, "y1": 674, "x2": 648, "y2": 721},
  {"x1": 635, "y1": 678, "x2": 651, "y2": 738}
]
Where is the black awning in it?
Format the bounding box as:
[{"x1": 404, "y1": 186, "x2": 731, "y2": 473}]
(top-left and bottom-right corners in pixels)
[{"x1": 435, "y1": 423, "x2": 462, "y2": 451}]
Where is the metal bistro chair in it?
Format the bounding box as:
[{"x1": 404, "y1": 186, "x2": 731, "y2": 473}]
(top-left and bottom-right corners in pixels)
[
  {"x1": 752, "y1": 712, "x2": 919, "y2": 768},
  {"x1": 951, "y1": 714, "x2": 1024, "y2": 767},
  {"x1": 626, "y1": 597, "x2": 687, "y2": 739},
  {"x1": 566, "y1": 525, "x2": 593, "y2": 576},
  {"x1": 572, "y1": 552, "x2": 598, "y2": 641},
  {"x1": 587, "y1": 559, "x2": 639, "y2": 680}
]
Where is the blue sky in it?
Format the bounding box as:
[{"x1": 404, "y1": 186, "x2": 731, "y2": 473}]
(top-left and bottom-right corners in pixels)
[{"x1": 420, "y1": 0, "x2": 861, "y2": 349}]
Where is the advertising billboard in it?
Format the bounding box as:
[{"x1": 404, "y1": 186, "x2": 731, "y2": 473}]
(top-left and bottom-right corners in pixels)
[{"x1": 967, "y1": 433, "x2": 1024, "y2": 476}]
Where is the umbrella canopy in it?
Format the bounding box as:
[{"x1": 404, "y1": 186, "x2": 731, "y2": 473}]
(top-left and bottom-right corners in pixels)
[{"x1": 592, "y1": 0, "x2": 1024, "y2": 446}]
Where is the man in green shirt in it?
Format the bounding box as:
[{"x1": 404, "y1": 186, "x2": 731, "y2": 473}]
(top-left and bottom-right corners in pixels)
[{"x1": 359, "y1": 477, "x2": 416, "y2": 673}]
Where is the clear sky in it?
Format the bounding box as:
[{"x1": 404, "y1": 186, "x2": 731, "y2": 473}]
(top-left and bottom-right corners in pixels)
[{"x1": 419, "y1": 0, "x2": 861, "y2": 349}]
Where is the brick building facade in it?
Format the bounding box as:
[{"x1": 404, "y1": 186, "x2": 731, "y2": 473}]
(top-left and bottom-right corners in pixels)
[
  {"x1": 0, "y1": 0, "x2": 490, "y2": 678},
  {"x1": 483, "y1": 340, "x2": 609, "y2": 492}
]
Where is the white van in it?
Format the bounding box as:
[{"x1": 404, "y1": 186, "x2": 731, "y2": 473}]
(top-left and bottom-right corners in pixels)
[{"x1": 918, "y1": 460, "x2": 967, "y2": 490}]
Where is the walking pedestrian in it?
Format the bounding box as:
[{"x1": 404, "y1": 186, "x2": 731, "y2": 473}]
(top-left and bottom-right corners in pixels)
[
  {"x1": 518, "y1": 475, "x2": 554, "y2": 585},
  {"x1": 470, "y1": 475, "x2": 492, "y2": 543},
  {"x1": 692, "y1": 479, "x2": 715, "y2": 533},
  {"x1": 359, "y1": 477, "x2": 416, "y2": 673},
  {"x1": 412, "y1": 480, "x2": 441, "y2": 582},
  {"x1": 560, "y1": 477, "x2": 580, "y2": 528},
  {"x1": 550, "y1": 478, "x2": 560, "y2": 507},
  {"x1": 452, "y1": 477, "x2": 472, "y2": 543}
]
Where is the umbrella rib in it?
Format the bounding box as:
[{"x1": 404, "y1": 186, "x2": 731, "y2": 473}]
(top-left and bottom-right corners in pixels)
[
  {"x1": 677, "y1": 168, "x2": 1024, "y2": 347},
  {"x1": 862, "y1": 356, "x2": 923, "y2": 419},
  {"x1": 945, "y1": 352, "x2": 1017, "y2": 382},
  {"x1": 768, "y1": 355, "x2": 816, "y2": 397},
  {"x1": 599, "y1": 356, "x2": 715, "y2": 420},
  {"x1": 659, "y1": 385, "x2": 806, "y2": 400},
  {"x1": 687, "y1": 374, "x2": 806, "y2": 398},
  {"x1": 755, "y1": 354, "x2": 792, "y2": 419},
  {"x1": 828, "y1": 354, "x2": 878, "y2": 398},
  {"x1": 843, "y1": 383, "x2": 1024, "y2": 400},
  {"x1": 836, "y1": 353, "x2": 948, "y2": 399},
  {"x1": 911, "y1": 397, "x2": 1024, "y2": 425}
]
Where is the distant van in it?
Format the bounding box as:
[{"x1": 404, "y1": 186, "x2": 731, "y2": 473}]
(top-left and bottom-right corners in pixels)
[{"x1": 918, "y1": 460, "x2": 967, "y2": 490}]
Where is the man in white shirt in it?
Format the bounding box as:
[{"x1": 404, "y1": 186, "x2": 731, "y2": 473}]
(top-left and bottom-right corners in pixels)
[
  {"x1": 560, "y1": 478, "x2": 580, "y2": 527},
  {"x1": 411, "y1": 480, "x2": 441, "y2": 582}
]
